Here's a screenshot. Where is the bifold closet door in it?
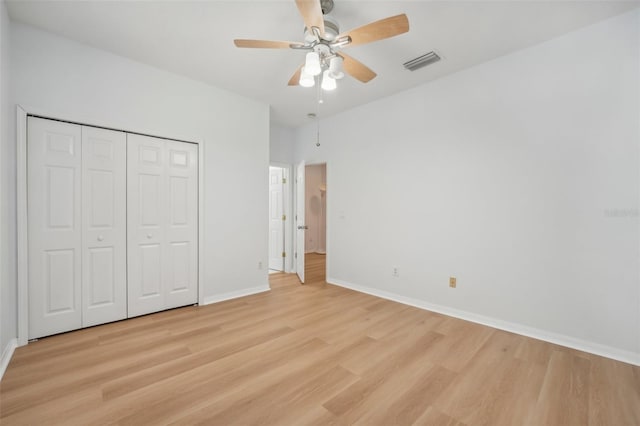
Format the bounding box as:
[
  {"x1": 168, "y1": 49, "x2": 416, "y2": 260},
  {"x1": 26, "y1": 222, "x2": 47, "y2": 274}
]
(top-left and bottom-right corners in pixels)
[
  {"x1": 28, "y1": 117, "x2": 83, "y2": 338},
  {"x1": 127, "y1": 134, "x2": 198, "y2": 317},
  {"x1": 81, "y1": 126, "x2": 127, "y2": 327},
  {"x1": 28, "y1": 117, "x2": 128, "y2": 339}
]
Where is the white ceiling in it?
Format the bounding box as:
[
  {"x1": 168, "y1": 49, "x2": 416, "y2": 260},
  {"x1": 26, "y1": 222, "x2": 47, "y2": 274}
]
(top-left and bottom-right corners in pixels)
[{"x1": 6, "y1": 1, "x2": 640, "y2": 127}]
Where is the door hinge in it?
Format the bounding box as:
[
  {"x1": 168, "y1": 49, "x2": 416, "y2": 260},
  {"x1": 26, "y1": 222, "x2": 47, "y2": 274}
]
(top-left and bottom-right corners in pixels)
[
  {"x1": 282, "y1": 251, "x2": 286, "y2": 258},
  {"x1": 282, "y1": 177, "x2": 287, "y2": 184},
  {"x1": 282, "y1": 214, "x2": 286, "y2": 221},
  {"x1": 295, "y1": 252, "x2": 297, "y2": 259}
]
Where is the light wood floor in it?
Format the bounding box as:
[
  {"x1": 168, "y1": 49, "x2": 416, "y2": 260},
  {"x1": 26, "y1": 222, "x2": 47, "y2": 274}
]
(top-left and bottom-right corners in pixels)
[{"x1": 1, "y1": 253, "x2": 639, "y2": 425}]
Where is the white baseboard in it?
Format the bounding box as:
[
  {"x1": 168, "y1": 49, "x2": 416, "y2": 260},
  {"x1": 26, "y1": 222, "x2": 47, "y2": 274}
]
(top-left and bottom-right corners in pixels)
[
  {"x1": 0, "y1": 338, "x2": 18, "y2": 381},
  {"x1": 327, "y1": 277, "x2": 640, "y2": 366},
  {"x1": 202, "y1": 285, "x2": 270, "y2": 306}
]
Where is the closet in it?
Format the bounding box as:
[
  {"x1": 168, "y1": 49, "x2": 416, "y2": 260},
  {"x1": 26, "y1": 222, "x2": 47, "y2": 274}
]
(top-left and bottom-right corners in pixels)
[{"x1": 27, "y1": 116, "x2": 198, "y2": 339}]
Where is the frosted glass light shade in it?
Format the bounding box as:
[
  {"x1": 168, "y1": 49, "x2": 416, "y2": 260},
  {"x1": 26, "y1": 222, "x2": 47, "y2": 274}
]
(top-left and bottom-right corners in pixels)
[
  {"x1": 299, "y1": 67, "x2": 315, "y2": 87},
  {"x1": 305, "y1": 51, "x2": 322, "y2": 76},
  {"x1": 328, "y1": 56, "x2": 344, "y2": 79},
  {"x1": 321, "y1": 70, "x2": 336, "y2": 91}
]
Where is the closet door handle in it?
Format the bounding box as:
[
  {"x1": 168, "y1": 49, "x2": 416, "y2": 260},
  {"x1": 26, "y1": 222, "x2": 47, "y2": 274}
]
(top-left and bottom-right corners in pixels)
[
  {"x1": 147, "y1": 233, "x2": 153, "y2": 239},
  {"x1": 97, "y1": 235, "x2": 104, "y2": 241}
]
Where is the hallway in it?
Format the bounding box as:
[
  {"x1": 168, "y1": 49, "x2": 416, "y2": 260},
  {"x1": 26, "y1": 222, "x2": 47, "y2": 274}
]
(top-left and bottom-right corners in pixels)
[{"x1": 304, "y1": 252, "x2": 326, "y2": 285}]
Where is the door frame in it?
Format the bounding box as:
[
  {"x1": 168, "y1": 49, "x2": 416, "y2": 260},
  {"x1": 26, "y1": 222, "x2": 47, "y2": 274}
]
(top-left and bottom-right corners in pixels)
[
  {"x1": 268, "y1": 162, "x2": 292, "y2": 273},
  {"x1": 16, "y1": 105, "x2": 205, "y2": 346},
  {"x1": 294, "y1": 161, "x2": 306, "y2": 283},
  {"x1": 294, "y1": 161, "x2": 329, "y2": 281}
]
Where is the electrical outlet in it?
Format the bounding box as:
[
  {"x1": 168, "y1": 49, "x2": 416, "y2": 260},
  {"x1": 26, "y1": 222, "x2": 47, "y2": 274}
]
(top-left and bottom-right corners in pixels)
[
  {"x1": 258, "y1": 261, "x2": 263, "y2": 270},
  {"x1": 449, "y1": 277, "x2": 456, "y2": 288},
  {"x1": 392, "y1": 267, "x2": 400, "y2": 278}
]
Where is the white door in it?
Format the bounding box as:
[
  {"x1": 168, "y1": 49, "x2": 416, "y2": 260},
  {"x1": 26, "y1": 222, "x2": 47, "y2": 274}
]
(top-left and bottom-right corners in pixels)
[
  {"x1": 28, "y1": 117, "x2": 83, "y2": 338},
  {"x1": 81, "y1": 126, "x2": 127, "y2": 327},
  {"x1": 164, "y1": 140, "x2": 199, "y2": 310},
  {"x1": 296, "y1": 161, "x2": 306, "y2": 283},
  {"x1": 268, "y1": 167, "x2": 284, "y2": 271},
  {"x1": 127, "y1": 134, "x2": 198, "y2": 317},
  {"x1": 127, "y1": 134, "x2": 164, "y2": 317}
]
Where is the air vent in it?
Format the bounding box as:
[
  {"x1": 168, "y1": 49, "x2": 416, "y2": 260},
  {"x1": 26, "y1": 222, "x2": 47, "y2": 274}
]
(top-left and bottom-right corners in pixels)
[{"x1": 403, "y1": 51, "x2": 441, "y2": 71}]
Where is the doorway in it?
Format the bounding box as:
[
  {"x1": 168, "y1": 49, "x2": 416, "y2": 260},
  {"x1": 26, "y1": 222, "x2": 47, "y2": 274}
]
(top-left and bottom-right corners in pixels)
[{"x1": 268, "y1": 165, "x2": 290, "y2": 272}]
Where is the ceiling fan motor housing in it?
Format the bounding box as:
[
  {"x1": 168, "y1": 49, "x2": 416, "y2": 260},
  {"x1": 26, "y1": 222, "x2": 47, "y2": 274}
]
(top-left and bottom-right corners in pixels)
[
  {"x1": 304, "y1": 15, "x2": 340, "y2": 42},
  {"x1": 320, "y1": 0, "x2": 334, "y2": 15}
]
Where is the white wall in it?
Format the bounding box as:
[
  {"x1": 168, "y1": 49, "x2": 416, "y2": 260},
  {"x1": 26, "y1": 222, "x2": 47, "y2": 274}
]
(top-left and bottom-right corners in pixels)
[
  {"x1": 270, "y1": 122, "x2": 295, "y2": 164},
  {"x1": 0, "y1": 0, "x2": 15, "y2": 363},
  {"x1": 294, "y1": 10, "x2": 640, "y2": 363},
  {"x1": 305, "y1": 164, "x2": 326, "y2": 253},
  {"x1": 10, "y1": 23, "x2": 270, "y2": 316}
]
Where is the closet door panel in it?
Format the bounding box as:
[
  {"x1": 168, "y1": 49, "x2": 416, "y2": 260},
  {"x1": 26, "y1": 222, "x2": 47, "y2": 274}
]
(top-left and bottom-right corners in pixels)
[
  {"x1": 28, "y1": 117, "x2": 83, "y2": 338},
  {"x1": 128, "y1": 135, "x2": 198, "y2": 316},
  {"x1": 82, "y1": 126, "x2": 127, "y2": 327},
  {"x1": 127, "y1": 134, "x2": 166, "y2": 317},
  {"x1": 164, "y1": 141, "x2": 198, "y2": 308}
]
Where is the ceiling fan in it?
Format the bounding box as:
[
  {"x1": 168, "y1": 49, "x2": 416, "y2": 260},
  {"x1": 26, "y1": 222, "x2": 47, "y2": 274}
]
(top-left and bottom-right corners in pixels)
[{"x1": 233, "y1": 0, "x2": 409, "y2": 90}]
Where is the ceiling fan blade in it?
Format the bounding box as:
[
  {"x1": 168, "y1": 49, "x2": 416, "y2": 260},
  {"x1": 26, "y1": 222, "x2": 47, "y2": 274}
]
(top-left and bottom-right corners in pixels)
[
  {"x1": 339, "y1": 14, "x2": 409, "y2": 48},
  {"x1": 340, "y1": 53, "x2": 376, "y2": 83},
  {"x1": 234, "y1": 39, "x2": 303, "y2": 49},
  {"x1": 295, "y1": 0, "x2": 325, "y2": 37},
  {"x1": 288, "y1": 65, "x2": 304, "y2": 86}
]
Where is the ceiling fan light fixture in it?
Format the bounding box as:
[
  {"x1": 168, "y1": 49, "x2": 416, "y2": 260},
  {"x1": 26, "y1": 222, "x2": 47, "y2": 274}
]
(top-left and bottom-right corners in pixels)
[
  {"x1": 234, "y1": 4, "x2": 412, "y2": 90},
  {"x1": 328, "y1": 56, "x2": 344, "y2": 79},
  {"x1": 321, "y1": 70, "x2": 336, "y2": 91},
  {"x1": 305, "y1": 51, "x2": 322, "y2": 76},
  {"x1": 299, "y1": 67, "x2": 315, "y2": 87}
]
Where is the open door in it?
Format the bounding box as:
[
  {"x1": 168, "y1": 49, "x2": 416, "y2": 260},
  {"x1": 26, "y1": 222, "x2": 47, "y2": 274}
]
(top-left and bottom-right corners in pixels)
[{"x1": 296, "y1": 161, "x2": 306, "y2": 283}]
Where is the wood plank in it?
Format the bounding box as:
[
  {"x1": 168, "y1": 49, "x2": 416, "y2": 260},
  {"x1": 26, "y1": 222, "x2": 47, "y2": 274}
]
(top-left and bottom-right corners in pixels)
[
  {"x1": 323, "y1": 331, "x2": 444, "y2": 418},
  {"x1": 413, "y1": 406, "x2": 467, "y2": 426},
  {"x1": 362, "y1": 365, "x2": 458, "y2": 425},
  {"x1": 432, "y1": 330, "x2": 545, "y2": 425},
  {"x1": 528, "y1": 350, "x2": 591, "y2": 425},
  {"x1": 101, "y1": 325, "x2": 294, "y2": 400},
  {"x1": 588, "y1": 355, "x2": 640, "y2": 425}
]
